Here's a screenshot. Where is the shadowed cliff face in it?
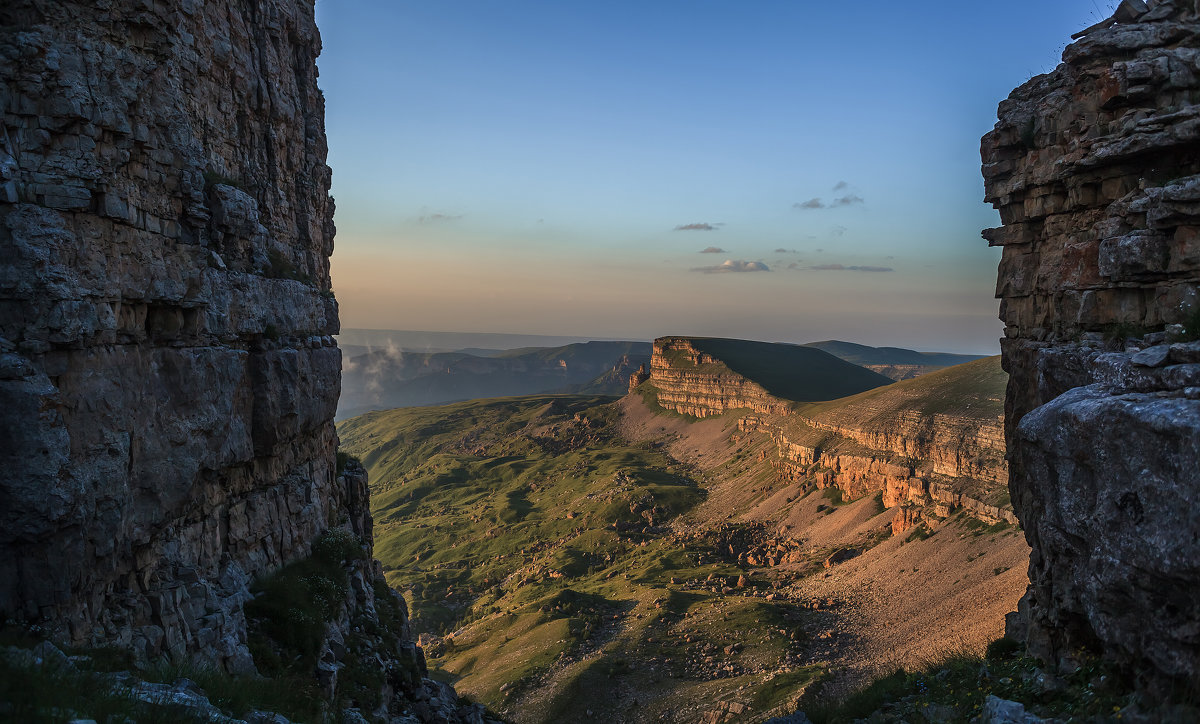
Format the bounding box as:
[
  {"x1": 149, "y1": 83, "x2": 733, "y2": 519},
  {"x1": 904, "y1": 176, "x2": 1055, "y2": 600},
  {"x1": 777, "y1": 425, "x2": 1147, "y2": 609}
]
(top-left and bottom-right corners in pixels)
[
  {"x1": 982, "y1": 0, "x2": 1200, "y2": 688},
  {"x1": 0, "y1": 0, "x2": 342, "y2": 669}
]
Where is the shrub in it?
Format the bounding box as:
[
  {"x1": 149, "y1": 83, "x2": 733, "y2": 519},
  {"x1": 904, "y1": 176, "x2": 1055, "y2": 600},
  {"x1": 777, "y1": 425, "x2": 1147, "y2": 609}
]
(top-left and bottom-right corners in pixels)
[{"x1": 986, "y1": 636, "x2": 1022, "y2": 661}]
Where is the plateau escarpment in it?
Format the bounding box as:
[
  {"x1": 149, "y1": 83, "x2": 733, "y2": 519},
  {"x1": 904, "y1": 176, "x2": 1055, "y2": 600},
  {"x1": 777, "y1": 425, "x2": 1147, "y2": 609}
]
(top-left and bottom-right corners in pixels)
[
  {"x1": 743, "y1": 357, "x2": 1015, "y2": 533},
  {"x1": 0, "y1": 1, "x2": 484, "y2": 720},
  {"x1": 644, "y1": 338, "x2": 1014, "y2": 531},
  {"x1": 983, "y1": 0, "x2": 1200, "y2": 690},
  {"x1": 645, "y1": 336, "x2": 893, "y2": 417}
]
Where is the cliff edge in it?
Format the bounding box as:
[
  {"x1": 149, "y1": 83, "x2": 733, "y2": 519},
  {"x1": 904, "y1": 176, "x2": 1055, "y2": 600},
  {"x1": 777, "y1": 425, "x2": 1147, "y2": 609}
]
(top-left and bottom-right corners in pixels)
[{"x1": 982, "y1": 0, "x2": 1200, "y2": 690}]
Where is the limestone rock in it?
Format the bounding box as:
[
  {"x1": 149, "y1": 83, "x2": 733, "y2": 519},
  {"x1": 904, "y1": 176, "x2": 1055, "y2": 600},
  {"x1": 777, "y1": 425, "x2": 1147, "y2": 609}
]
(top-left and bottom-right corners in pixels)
[
  {"x1": 982, "y1": 0, "x2": 1200, "y2": 690},
  {"x1": 0, "y1": 1, "x2": 487, "y2": 721}
]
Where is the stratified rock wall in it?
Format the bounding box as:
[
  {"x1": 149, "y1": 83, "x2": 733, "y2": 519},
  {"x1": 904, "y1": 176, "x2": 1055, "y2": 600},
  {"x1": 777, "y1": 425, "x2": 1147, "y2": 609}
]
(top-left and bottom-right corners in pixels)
[
  {"x1": 648, "y1": 337, "x2": 794, "y2": 417},
  {"x1": 982, "y1": 0, "x2": 1200, "y2": 687},
  {"x1": 2, "y1": 0, "x2": 336, "y2": 671}
]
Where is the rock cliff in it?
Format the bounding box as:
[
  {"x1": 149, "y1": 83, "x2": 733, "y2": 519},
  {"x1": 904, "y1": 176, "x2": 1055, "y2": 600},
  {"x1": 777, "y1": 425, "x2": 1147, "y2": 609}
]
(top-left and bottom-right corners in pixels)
[
  {"x1": 740, "y1": 357, "x2": 1016, "y2": 532},
  {"x1": 0, "y1": 1, "x2": 486, "y2": 719},
  {"x1": 644, "y1": 336, "x2": 892, "y2": 417},
  {"x1": 982, "y1": 0, "x2": 1200, "y2": 689},
  {"x1": 643, "y1": 337, "x2": 1015, "y2": 531}
]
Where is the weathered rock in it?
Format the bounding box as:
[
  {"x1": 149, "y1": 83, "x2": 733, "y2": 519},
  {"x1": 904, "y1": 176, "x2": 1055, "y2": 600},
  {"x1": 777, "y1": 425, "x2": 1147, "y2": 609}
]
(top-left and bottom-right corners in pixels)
[
  {"x1": 981, "y1": 695, "x2": 1049, "y2": 724},
  {"x1": 0, "y1": 2, "x2": 489, "y2": 721},
  {"x1": 0, "y1": 0, "x2": 340, "y2": 671},
  {"x1": 982, "y1": 0, "x2": 1200, "y2": 690}
]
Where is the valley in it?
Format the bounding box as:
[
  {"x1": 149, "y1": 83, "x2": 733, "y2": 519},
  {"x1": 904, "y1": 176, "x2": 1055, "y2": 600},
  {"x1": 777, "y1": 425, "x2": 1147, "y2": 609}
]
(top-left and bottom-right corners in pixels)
[{"x1": 337, "y1": 338, "x2": 1028, "y2": 723}]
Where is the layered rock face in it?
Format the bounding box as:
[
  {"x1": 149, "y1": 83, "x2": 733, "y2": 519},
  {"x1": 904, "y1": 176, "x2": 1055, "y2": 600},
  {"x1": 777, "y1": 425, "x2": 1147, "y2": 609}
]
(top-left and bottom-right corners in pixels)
[
  {"x1": 0, "y1": 6, "x2": 453, "y2": 716},
  {"x1": 739, "y1": 357, "x2": 1016, "y2": 532},
  {"x1": 982, "y1": 0, "x2": 1200, "y2": 687},
  {"x1": 0, "y1": 0, "x2": 343, "y2": 667},
  {"x1": 648, "y1": 337, "x2": 794, "y2": 417}
]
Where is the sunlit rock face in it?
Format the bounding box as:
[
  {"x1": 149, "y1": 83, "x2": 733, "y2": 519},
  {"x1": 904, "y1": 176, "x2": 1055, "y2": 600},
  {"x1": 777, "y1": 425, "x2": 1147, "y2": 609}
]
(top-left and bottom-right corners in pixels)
[
  {"x1": 649, "y1": 337, "x2": 795, "y2": 417},
  {"x1": 0, "y1": 0, "x2": 342, "y2": 669},
  {"x1": 982, "y1": 0, "x2": 1200, "y2": 688}
]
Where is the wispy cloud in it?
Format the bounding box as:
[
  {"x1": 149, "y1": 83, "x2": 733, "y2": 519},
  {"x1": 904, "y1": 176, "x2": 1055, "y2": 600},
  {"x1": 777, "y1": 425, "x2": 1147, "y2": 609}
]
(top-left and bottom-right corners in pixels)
[
  {"x1": 675, "y1": 222, "x2": 718, "y2": 231},
  {"x1": 699, "y1": 246, "x2": 727, "y2": 253},
  {"x1": 830, "y1": 226, "x2": 847, "y2": 238},
  {"x1": 807, "y1": 264, "x2": 893, "y2": 272},
  {"x1": 774, "y1": 247, "x2": 799, "y2": 254},
  {"x1": 691, "y1": 259, "x2": 771, "y2": 274},
  {"x1": 793, "y1": 184, "x2": 864, "y2": 210},
  {"x1": 418, "y1": 212, "x2": 463, "y2": 224}
]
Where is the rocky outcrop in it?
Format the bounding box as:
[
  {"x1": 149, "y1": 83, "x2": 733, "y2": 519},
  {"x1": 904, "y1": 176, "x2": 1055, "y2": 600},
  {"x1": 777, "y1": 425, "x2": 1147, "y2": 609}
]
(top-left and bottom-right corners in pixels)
[
  {"x1": 0, "y1": 1, "x2": 487, "y2": 719},
  {"x1": 982, "y1": 0, "x2": 1200, "y2": 688},
  {"x1": 648, "y1": 337, "x2": 794, "y2": 417}
]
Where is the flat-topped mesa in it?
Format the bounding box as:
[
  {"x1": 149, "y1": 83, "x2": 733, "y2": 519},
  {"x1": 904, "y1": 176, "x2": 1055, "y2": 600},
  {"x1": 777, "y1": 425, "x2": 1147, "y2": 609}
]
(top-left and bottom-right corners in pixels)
[
  {"x1": 648, "y1": 338, "x2": 793, "y2": 416},
  {"x1": 643, "y1": 336, "x2": 893, "y2": 418},
  {"x1": 982, "y1": 0, "x2": 1200, "y2": 689}
]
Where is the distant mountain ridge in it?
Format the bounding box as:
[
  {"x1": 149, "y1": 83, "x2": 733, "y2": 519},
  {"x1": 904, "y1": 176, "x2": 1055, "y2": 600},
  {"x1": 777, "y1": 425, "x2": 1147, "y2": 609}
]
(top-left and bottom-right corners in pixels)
[
  {"x1": 339, "y1": 335, "x2": 985, "y2": 419},
  {"x1": 801, "y1": 340, "x2": 985, "y2": 381},
  {"x1": 337, "y1": 340, "x2": 651, "y2": 419}
]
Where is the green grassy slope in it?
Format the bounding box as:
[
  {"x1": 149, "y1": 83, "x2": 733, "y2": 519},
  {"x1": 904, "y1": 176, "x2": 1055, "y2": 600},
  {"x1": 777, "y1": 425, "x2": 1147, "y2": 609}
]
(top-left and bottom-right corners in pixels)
[
  {"x1": 677, "y1": 337, "x2": 894, "y2": 402},
  {"x1": 793, "y1": 355, "x2": 1005, "y2": 421},
  {"x1": 337, "y1": 395, "x2": 822, "y2": 722}
]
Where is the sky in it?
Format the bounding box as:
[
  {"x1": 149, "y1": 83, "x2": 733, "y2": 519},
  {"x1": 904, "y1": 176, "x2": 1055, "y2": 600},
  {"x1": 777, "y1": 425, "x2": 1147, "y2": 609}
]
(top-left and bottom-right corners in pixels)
[{"x1": 315, "y1": 1, "x2": 1116, "y2": 355}]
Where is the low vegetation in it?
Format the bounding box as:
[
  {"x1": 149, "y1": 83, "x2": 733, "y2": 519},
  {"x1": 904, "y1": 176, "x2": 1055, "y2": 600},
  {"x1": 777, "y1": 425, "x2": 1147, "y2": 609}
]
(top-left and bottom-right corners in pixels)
[
  {"x1": 338, "y1": 394, "x2": 829, "y2": 721},
  {"x1": 0, "y1": 628, "x2": 323, "y2": 723},
  {"x1": 800, "y1": 637, "x2": 1199, "y2": 723}
]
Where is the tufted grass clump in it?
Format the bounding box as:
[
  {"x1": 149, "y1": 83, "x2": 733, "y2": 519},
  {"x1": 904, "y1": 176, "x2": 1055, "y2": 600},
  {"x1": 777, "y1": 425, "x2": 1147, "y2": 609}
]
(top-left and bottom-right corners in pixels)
[{"x1": 246, "y1": 529, "x2": 365, "y2": 677}]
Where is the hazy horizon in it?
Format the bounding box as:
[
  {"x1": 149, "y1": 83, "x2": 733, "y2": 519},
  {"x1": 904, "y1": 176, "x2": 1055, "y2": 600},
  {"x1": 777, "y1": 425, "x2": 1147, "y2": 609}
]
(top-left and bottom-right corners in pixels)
[{"x1": 317, "y1": 1, "x2": 1117, "y2": 357}]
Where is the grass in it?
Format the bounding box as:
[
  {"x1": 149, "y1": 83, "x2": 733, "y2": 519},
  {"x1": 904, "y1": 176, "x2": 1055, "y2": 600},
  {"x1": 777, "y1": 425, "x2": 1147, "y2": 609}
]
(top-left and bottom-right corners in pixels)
[
  {"x1": 245, "y1": 528, "x2": 366, "y2": 677},
  {"x1": 338, "y1": 393, "x2": 821, "y2": 721},
  {"x1": 798, "y1": 640, "x2": 1156, "y2": 723},
  {"x1": 0, "y1": 641, "x2": 323, "y2": 723}
]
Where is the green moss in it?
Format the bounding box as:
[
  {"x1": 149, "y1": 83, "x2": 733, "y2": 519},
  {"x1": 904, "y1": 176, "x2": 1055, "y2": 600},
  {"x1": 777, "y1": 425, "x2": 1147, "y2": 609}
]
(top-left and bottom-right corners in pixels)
[
  {"x1": 267, "y1": 248, "x2": 313, "y2": 283},
  {"x1": 1182, "y1": 305, "x2": 1200, "y2": 341},
  {"x1": 203, "y1": 169, "x2": 245, "y2": 190}
]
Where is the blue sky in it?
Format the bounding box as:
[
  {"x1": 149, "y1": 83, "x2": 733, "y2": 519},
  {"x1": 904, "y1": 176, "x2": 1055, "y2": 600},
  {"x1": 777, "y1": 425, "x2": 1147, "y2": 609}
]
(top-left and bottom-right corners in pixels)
[{"x1": 316, "y1": 1, "x2": 1115, "y2": 354}]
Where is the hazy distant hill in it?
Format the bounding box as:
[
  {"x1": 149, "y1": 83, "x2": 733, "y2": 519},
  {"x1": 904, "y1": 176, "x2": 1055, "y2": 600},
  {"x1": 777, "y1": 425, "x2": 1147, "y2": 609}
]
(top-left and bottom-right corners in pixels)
[
  {"x1": 337, "y1": 340, "x2": 651, "y2": 419},
  {"x1": 338, "y1": 328, "x2": 617, "y2": 352},
  {"x1": 801, "y1": 340, "x2": 985, "y2": 380}
]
